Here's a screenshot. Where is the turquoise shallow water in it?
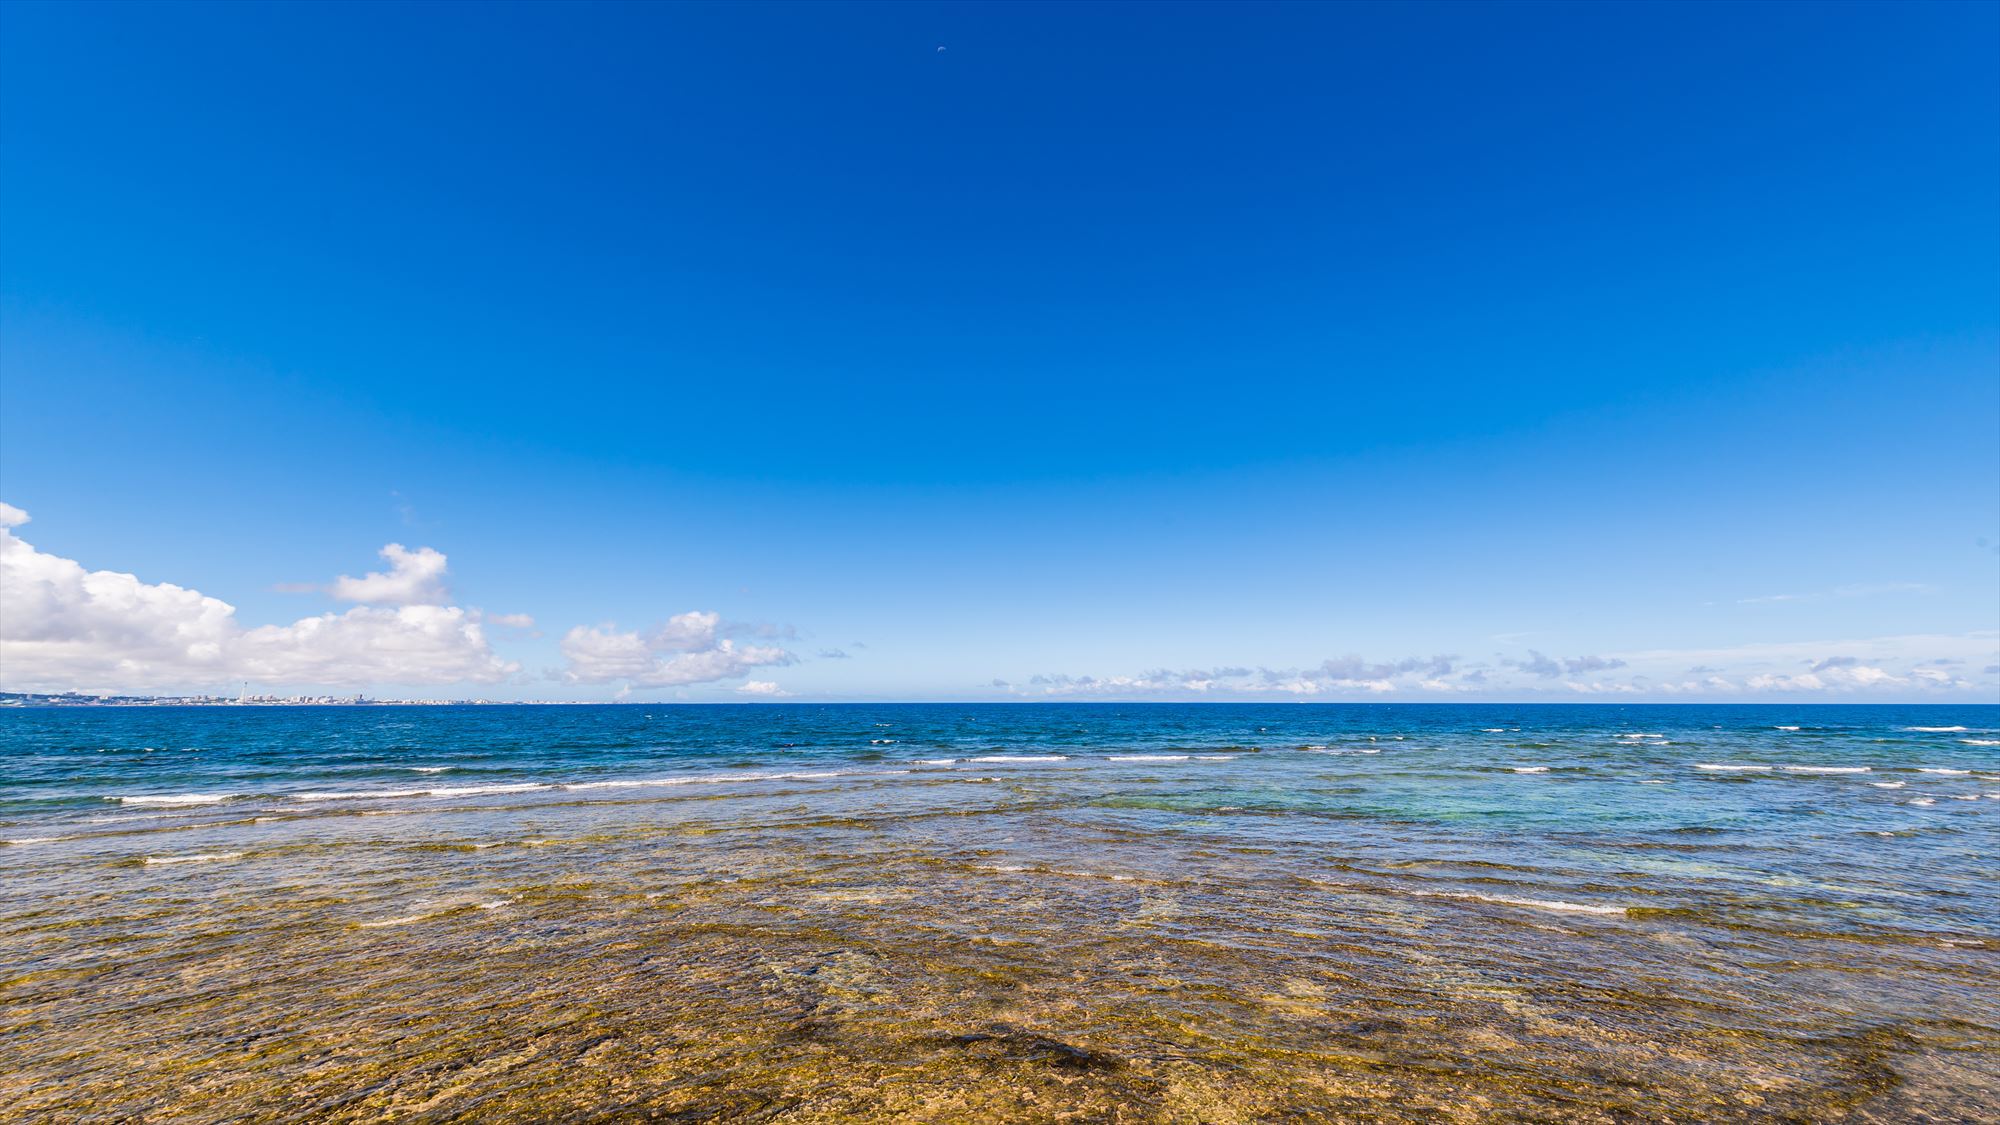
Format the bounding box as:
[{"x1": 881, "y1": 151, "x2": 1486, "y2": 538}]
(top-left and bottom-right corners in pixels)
[{"x1": 2, "y1": 703, "x2": 1997, "y2": 1121}]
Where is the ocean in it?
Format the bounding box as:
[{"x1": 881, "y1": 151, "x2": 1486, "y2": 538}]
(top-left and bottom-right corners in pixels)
[{"x1": 2, "y1": 703, "x2": 1996, "y2": 1121}]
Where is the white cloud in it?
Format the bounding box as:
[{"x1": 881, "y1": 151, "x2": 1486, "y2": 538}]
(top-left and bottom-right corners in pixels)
[
  {"x1": 1743, "y1": 664, "x2": 1903, "y2": 692},
  {"x1": 655, "y1": 610, "x2": 722, "y2": 651},
  {"x1": 1006, "y1": 634, "x2": 1997, "y2": 701},
  {"x1": 233, "y1": 606, "x2": 516, "y2": 686},
  {"x1": 1511, "y1": 651, "x2": 1625, "y2": 678},
  {"x1": 0, "y1": 505, "x2": 516, "y2": 693},
  {"x1": 1020, "y1": 663, "x2": 1439, "y2": 699},
  {"x1": 1617, "y1": 634, "x2": 1994, "y2": 696},
  {"x1": 329, "y1": 543, "x2": 450, "y2": 605},
  {"x1": 558, "y1": 612, "x2": 795, "y2": 688},
  {"x1": 736, "y1": 680, "x2": 789, "y2": 696},
  {"x1": 1657, "y1": 676, "x2": 1742, "y2": 695},
  {"x1": 1563, "y1": 679, "x2": 1643, "y2": 694}
]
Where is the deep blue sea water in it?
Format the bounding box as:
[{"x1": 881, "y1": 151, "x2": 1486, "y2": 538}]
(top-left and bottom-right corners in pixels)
[{"x1": 3, "y1": 703, "x2": 1997, "y2": 1121}]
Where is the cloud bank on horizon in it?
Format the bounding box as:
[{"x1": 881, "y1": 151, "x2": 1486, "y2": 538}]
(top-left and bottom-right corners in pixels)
[
  {"x1": 1, "y1": 502, "x2": 1991, "y2": 702},
  {"x1": 0, "y1": 502, "x2": 793, "y2": 697},
  {"x1": 1003, "y1": 639, "x2": 1995, "y2": 701}
]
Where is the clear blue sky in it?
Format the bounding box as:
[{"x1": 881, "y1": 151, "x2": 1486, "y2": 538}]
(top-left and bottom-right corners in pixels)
[{"x1": 2, "y1": 1, "x2": 1996, "y2": 701}]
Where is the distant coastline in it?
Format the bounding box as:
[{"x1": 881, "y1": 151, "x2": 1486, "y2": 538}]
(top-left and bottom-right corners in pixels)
[{"x1": 0, "y1": 691, "x2": 530, "y2": 708}]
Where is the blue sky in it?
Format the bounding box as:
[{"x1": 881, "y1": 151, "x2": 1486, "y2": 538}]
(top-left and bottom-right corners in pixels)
[{"x1": 2, "y1": 1, "x2": 1996, "y2": 701}]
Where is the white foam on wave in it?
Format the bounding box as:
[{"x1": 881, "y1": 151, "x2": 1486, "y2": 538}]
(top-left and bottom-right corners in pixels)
[
  {"x1": 430, "y1": 783, "x2": 547, "y2": 798},
  {"x1": 1908, "y1": 726, "x2": 1969, "y2": 733},
  {"x1": 294, "y1": 787, "x2": 431, "y2": 801},
  {"x1": 1780, "y1": 766, "x2": 1870, "y2": 774},
  {"x1": 968, "y1": 755, "x2": 1068, "y2": 762},
  {"x1": 143, "y1": 852, "x2": 243, "y2": 865},
  {"x1": 114, "y1": 793, "x2": 237, "y2": 806},
  {"x1": 407, "y1": 766, "x2": 452, "y2": 774},
  {"x1": 2, "y1": 836, "x2": 65, "y2": 845},
  {"x1": 1617, "y1": 733, "x2": 1665, "y2": 741},
  {"x1": 1959, "y1": 739, "x2": 2000, "y2": 747},
  {"x1": 1909, "y1": 798, "x2": 1937, "y2": 807},
  {"x1": 1871, "y1": 781, "x2": 1906, "y2": 789},
  {"x1": 1696, "y1": 764, "x2": 1771, "y2": 772},
  {"x1": 1481, "y1": 728, "x2": 1506, "y2": 733},
  {"x1": 1775, "y1": 725, "x2": 1801, "y2": 731},
  {"x1": 1415, "y1": 890, "x2": 1628, "y2": 917},
  {"x1": 1510, "y1": 766, "x2": 1550, "y2": 774},
  {"x1": 1638, "y1": 779, "x2": 1666, "y2": 785},
  {"x1": 293, "y1": 782, "x2": 550, "y2": 802},
  {"x1": 1919, "y1": 768, "x2": 1971, "y2": 775},
  {"x1": 1195, "y1": 754, "x2": 1237, "y2": 761},
  {"x1": 1951, "y1": 795, "x2": 1979, "y2": 801},
  {"x1": 914, "y1": 758, "x2": 958, "y2": 765},
  {"x1": 1107, "y1": 754, "x2": 1190, "y2": 762},
  {"x1": 560, "y1": 770, "x2": 847, "y2": 791}
]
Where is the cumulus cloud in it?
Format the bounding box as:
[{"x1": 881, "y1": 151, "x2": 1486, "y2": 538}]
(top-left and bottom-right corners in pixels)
[
  {"x1": 1018, "y1": 657, "x2": 1454, "y2": 698},
  {"x1": 1316, "y1": 654, "x2": 1455, "y2": 680},
  {"x1": 1657, "y1": 675, "x2": 1742, "y2": 695},
  {"x1": 1746, "y1": 665, "x2": 1904, "y2": 692},
  {"x1": 327, "y1": 543, "x2": 451, "y2": 605},
  {"x1": 558, "y1": 611, "x2": 795, "y2": 688},
  {"x1": 0, "y1": 505, "x2": 516, "y2": 692},
  {"x1": 736, "y1": 680, "x2": 789, "y2": 696},
  {"x1": 1004, "y1": 636, "x2": 1995, "y2": 700},
  {"x1": 1563, "y1": 679, "x2": 1643, "y2": 694},
  {"x1": 231, "y1": 606, "x2": 517, "y2": 685},
  {"x1": 1621, "y1": 635, "x2": 1995, "y2": 696},
  {"x1": 1512, "y1": 650, "x2": 1626, "y2": 678}
]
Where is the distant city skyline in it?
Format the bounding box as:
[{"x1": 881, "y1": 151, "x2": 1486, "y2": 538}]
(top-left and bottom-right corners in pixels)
[{"x1": 2, "y1": 2, "x2": 1996, "y2": 702}]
